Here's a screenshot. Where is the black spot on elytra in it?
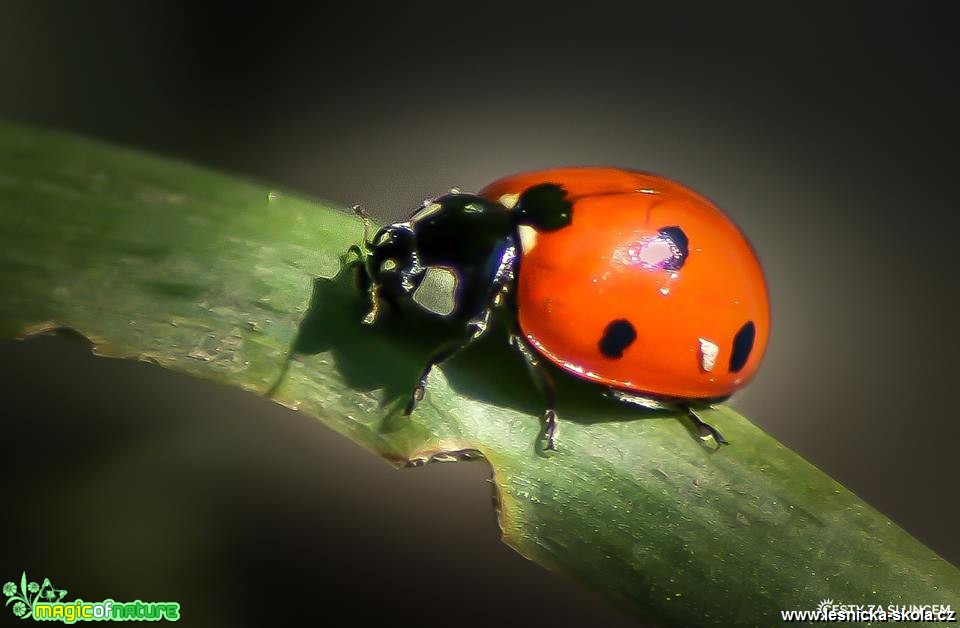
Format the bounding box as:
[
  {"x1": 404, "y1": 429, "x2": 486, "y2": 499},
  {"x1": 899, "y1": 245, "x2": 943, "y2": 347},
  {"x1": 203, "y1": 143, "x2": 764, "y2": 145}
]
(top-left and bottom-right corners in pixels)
[
  {"x1": 729, "y1": 321, "x2": 756, "y2": 373},
  {"x1": 598, "y1": 319, "x2": 637, "y2": 359},
  {"x1": 658, "y1": 226, "x2": 689, "y2": 270},
  {"x1": 516, "y1": 183, "x2": 573, "y2": 231}
]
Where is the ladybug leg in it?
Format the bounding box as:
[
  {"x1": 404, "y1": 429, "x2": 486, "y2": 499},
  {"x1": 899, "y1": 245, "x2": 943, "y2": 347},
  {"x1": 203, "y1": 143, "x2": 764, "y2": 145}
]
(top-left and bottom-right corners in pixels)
[
  {"x1": 403, "y1": 309, "x2": 492, "y2": 416},
  {"x1": 402, "y1": 244, "x2": 518, "y2": 416},
  {"x1": 607, "y1": 391, "x2": 728, "y2": 447},
  {"x1": 509, "y1": 332, "x2": 559, "y2": 450},
  {"x1": 685, "y1": 406, "x2": 729, "y2": 446},
  {"x1": 362, "y1": 283, "x2": 383, "y2": 325}
]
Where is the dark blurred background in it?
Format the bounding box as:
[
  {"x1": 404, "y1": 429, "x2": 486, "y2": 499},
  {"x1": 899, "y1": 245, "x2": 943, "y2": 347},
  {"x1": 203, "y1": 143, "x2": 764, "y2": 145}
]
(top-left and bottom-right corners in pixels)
[{"x1": 0, "y1": 2, "x2": 957, "y2": 626}]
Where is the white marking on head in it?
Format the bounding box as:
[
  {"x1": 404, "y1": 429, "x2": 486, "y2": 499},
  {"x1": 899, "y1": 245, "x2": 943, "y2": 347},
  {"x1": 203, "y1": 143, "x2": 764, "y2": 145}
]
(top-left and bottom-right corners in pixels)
[
  {"x1": 380, "y1": 259, "x2": 398, "y2": 273},
  {"x1": 499, "y1": 193, "x2": 521, "y2": 209},
  {"x1": 698, "y1": 338, "x2": 719, "y2": 372},
  {"x1": 517, "y1": 224, "x2": 538, "y2": 253},
  {"x1": 412, "y1": 267, "x2": 458, "y2": 316}
]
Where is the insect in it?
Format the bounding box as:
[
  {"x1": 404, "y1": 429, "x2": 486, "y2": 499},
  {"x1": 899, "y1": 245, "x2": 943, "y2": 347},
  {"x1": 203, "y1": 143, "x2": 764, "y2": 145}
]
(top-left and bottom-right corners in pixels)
[{"x1": 353, "y1": 167, "x2": 769, "y2": 450}]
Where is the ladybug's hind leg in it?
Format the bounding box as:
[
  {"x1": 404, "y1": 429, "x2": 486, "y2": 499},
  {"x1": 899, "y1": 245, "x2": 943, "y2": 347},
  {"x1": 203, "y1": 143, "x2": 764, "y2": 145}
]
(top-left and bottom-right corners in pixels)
[
  {"x1": 685, "y1": 406, "x2": 729, "y2": 446},
  {"x1": 509, "y1": 332, "x2": 559, "y2": 451},
  {"x1": 607, "y1": 390, "x2": 728, "y2": 447}
]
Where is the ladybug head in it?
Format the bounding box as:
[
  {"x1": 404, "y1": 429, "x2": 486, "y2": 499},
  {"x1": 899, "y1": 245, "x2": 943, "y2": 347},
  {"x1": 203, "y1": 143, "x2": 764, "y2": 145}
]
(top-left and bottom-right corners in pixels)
[
  {"x1": 362, "y1": 223, "x2": 425, "y2": 315},
  {"x1": 359, "y1": 212, "x2": 472, "y2": 324}
]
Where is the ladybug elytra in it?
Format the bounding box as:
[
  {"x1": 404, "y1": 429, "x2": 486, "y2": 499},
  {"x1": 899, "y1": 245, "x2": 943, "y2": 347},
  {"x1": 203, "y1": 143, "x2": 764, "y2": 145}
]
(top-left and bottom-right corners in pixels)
[{"x1": 353, "y1": 167, "x2": 770, "y2": 450}]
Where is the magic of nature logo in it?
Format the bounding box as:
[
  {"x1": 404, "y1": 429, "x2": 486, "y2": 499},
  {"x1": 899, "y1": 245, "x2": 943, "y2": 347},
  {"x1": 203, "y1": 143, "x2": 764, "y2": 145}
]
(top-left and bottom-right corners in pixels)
[{"x1": 3, "y1": 572, "x2": 180, "y2": 623}]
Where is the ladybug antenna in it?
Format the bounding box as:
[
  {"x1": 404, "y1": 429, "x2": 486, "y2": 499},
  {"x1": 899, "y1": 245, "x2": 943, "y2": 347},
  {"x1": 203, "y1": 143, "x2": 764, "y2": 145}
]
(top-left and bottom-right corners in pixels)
[{"x1": 352, "y1": 204, "x2": 375, "y2": 249}]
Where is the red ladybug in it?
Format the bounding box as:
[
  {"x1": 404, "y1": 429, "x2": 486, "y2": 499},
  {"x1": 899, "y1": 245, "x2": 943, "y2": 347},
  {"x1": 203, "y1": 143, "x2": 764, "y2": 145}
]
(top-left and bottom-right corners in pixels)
[{"x1": 355, "y1": 167, "x2": 770, "y2": 449}]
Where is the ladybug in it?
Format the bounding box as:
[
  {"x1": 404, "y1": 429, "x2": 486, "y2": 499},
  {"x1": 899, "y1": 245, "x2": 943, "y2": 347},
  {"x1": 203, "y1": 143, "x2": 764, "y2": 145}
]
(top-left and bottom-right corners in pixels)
[{"x1": 353, "y1": 167, "x2": 769, "y2": 450}]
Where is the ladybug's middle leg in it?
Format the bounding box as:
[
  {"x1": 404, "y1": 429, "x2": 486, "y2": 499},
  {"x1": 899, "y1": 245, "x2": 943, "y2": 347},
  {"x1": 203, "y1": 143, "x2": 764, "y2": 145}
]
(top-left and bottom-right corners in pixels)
[{"x1": 509, "y1": 331, "x2": 559, "y2": 451}]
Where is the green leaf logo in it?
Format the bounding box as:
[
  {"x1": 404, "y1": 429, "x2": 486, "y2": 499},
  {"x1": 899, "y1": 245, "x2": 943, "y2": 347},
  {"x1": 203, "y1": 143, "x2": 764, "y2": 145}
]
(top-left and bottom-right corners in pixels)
[{"x1": 3, "y1": 572, "x2": 65, "y2": 620}]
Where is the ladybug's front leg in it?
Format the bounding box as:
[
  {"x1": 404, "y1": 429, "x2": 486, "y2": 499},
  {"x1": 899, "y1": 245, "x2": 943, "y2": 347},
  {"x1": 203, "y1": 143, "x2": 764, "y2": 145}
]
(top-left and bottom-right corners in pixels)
[
  {"x1": 509, "y1": 332, "x2": 559, "y2": 451},
  {"x1": 404, "y1": 309, "x2": 492, "y2": 416}
]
